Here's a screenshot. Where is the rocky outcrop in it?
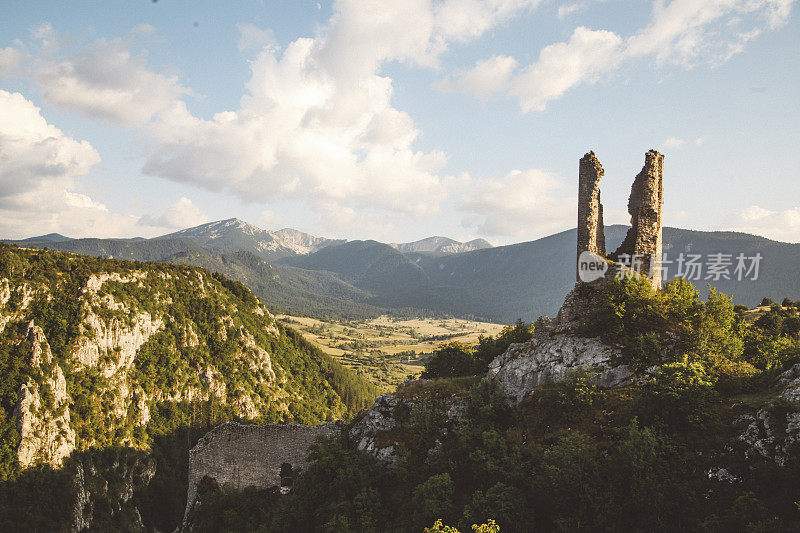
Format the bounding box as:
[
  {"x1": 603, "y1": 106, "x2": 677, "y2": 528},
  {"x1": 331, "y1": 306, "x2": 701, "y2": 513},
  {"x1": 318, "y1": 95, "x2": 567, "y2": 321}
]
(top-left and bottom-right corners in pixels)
[
  {"x1": 488, "y1": 335, "x2": 630, "y2": 402},
  {"x1": 73, "y1": 310, "x2": 163, "y2": 374},
  {"x1": 348, "y1": 386, "x2": 467, "y2": 466},
  {"x1": 184, "y1": 421, "x2": 342, "y2": 527},
  {"x1": 734, "y1": 364, "x2": 800, "y2": 467},
  {"x1": 609, "y1": 150, "x2": 665, "y2": 288},
  {"x1": 15, "y1": 321, "x2": 76, "y2": 468},
  {"x1": 70, "y1": 449, "x2": 156, "y2": 532}
]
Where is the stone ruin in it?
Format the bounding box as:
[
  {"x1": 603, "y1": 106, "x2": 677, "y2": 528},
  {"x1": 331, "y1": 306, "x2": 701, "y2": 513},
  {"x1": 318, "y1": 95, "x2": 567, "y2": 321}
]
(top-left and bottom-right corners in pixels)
[
  {"x1": 183, "y1": 421, "x2": 342, "y2": 527},
  {"x1": 576, "y1": 149, "x2": 664, "y2": 288}
]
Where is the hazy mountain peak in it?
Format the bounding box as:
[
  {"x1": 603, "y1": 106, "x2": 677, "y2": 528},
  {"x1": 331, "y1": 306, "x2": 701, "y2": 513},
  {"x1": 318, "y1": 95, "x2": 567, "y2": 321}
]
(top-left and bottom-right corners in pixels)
[
  {"x1": 391, "y1": 236, "x2": 493, "y2": 254},
  {"x1": 21, "y1": 233, "x2": 73, "y2": 243}
]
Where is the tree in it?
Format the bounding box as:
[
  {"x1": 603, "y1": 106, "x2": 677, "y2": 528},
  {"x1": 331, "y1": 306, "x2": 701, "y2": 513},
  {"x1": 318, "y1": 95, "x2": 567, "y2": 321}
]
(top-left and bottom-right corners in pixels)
[{"x1": 421, "y1": 342, "x2": 480, "y2": 379}]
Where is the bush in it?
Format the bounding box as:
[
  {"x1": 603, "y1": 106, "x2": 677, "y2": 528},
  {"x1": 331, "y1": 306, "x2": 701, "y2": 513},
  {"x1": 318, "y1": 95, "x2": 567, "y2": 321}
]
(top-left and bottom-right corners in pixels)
[{"x1": 422, "y1": 342, "x2": 482, "y2": 379}]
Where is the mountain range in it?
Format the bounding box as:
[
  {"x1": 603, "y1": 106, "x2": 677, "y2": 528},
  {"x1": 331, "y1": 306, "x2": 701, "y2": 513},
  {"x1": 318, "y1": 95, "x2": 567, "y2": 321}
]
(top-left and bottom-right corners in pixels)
[{"x1": 5, "y1": 220, "x2": 799, "y2": 323}]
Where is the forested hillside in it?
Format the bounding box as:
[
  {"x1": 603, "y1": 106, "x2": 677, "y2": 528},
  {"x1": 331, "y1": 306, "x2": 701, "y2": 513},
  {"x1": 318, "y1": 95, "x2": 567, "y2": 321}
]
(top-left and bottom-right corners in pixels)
[{"x1": 0, "y1": 243, "x2": 378, "y2": 531}]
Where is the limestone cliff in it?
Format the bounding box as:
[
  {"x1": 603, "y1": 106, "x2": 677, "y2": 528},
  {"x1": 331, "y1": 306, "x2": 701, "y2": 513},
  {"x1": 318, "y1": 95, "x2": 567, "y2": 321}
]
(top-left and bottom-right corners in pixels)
[{"x1": 0, "y1": 244, "x2": 368, "y2": 479}]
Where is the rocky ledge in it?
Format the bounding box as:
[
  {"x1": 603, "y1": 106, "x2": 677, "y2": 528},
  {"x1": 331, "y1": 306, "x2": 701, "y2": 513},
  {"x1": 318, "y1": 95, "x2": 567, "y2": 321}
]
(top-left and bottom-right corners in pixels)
[{"x1": 488, "y1": 334, "x2": 632, "y2": 403}]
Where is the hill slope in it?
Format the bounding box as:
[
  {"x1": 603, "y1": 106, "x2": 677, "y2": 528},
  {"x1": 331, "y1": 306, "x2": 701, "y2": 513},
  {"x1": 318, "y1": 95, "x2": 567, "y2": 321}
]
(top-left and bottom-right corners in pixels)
[{"x1": 0, "y1": 244, "x2": 377, "y2": 477}]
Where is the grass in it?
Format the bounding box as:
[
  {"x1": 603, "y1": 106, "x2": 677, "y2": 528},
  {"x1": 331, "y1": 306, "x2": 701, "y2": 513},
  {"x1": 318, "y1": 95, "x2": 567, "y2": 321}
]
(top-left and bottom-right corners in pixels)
[{"x1": 277, "y1": 315, "x2": 506, "y2": 392}]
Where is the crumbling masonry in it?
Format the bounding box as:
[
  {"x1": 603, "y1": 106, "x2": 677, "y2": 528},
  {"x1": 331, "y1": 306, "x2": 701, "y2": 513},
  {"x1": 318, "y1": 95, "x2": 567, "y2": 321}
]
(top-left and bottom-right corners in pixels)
[
  {"x1": 576, "y1": 151, "x2": 607, "y2": 276},
  {"x1": 183, "y1": 421, "x2": 342, "y2": 527},
  {"x1": 576, "y1": 149, "x2": 664, "y2": 288}
]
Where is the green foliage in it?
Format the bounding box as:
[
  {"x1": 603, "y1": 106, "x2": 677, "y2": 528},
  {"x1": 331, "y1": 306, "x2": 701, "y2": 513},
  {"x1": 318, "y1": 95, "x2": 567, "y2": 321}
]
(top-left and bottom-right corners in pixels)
[
  {"x1": 0, "y1": 244, "x2": 382, "y2": 531},
  {"x1": 422, "y1": 342, "x2": 482, "y2": 379},
  {"x1": 422, "y1": 320, "x2": 533, "y2": 379}
]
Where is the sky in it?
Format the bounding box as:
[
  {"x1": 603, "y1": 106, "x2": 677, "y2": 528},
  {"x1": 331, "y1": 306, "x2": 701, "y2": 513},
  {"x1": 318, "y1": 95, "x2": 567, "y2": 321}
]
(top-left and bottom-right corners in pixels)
[{"x1": 0, "y1": 0, "x2": 798, "y2": 245}]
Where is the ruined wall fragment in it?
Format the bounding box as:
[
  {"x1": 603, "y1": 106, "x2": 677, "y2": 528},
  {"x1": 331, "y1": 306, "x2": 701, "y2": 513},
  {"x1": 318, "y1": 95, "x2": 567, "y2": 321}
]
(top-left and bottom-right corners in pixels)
[
  {"x1": 609, "y1": 150, "x2": 664, "y2": 287},
  {"x1": 183, "y1": 421, "x2": 343, "y2": 525},
  {"x1": 576, "y1": 151, "x2": 606, "y2": 280}
]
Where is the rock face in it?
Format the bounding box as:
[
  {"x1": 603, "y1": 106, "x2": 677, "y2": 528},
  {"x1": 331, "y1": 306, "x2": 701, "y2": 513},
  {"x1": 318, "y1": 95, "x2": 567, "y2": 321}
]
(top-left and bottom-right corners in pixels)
[
  {"x1": 346, "y1": 389, "x2": 467, "y2": 466},
  {"x1": 184, "y1": 421, "x2": 342, "y2": 525},
  {"x1": 69, "y1": 449, "x2": 156, "y2": 532},
  {"x1": 576, "y1": 151, "x2": 606, "y2": 280},
  {"x1": 15, "y1": 321, "x2": 76, "y2": 468},
  {"x1": 488, "y1": 335, "x2": 630, "y2": 402},
  {"x1": 609, "y1": 150, "x2": 665, "y2": 288},
  {"x1": 734, "y1": 363, "x2": 800, "y2": 467}
]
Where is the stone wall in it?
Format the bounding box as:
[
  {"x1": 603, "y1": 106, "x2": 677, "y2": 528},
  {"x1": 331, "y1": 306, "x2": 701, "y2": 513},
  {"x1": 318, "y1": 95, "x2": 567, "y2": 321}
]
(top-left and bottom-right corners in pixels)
[
  {"x1": 576, "y1": 151, "x2": 606, "y2": 280},
  {"x1": 609, "y1": 150, "x2": 664, "y2": 288},
  {"x1": 184, "y1": 421, "x2": 343, "y2": 524}
]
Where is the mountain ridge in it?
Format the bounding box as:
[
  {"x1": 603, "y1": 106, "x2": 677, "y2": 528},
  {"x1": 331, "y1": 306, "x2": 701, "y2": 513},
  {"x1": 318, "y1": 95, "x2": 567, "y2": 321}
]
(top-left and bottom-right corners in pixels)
[{"x1": 4, "y1": 221, "x2": 800, "y2": 323}]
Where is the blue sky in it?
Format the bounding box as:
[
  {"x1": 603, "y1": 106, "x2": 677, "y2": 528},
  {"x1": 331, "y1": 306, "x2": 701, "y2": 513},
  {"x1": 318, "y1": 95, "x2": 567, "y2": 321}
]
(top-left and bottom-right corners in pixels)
[{"x1": 0, "y1": 0, "x2": 798, "y2": 244}]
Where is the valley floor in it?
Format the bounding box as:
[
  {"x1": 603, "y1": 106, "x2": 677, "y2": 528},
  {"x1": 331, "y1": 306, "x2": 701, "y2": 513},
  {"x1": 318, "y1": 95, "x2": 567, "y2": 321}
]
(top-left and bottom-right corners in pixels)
[{"x1": 277, "y1": 315, "x2": 506, "y2": 391}]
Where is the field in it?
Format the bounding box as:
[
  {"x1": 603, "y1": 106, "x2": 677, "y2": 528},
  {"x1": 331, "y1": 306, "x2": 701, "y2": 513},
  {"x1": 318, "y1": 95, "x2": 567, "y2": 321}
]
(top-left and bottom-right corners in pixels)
[{"x1": 277, "y1": 315, "x2": 507, "y2": 392}]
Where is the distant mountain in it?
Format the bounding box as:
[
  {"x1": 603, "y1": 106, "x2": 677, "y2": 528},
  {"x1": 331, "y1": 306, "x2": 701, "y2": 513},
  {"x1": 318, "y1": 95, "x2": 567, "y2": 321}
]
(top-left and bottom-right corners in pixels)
[
  {"x1": 3, "y1": 235, "x2": 202, "y2": 261},
  {"x1": 19, "y1": 233, "x2": 73, "y2": 243},
  {"x1": 6, "y1": 221, "x2": 800, "y2": 323},
  {"x1": 390, "y1": 236, "x2": 492, "y2": 254},
  {"x1": 164, "y1": 249, "x2": 393, "y2": 320},
  {"x1": 156, "y1": 218, "x2": 345, "y2": 260},
  {"x1": 273, "y1": 225, "x2": 800, "y2": 323}
]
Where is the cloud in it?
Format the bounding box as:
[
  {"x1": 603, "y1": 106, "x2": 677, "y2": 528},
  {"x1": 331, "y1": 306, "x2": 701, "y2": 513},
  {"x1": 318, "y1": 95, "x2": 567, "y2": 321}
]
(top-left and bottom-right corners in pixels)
[
  {"x1": 437, "y1": 55, "x2": 518, "y2": 99},
  {"x1": 626, "y1": 0, "x2": 795, "y2": 67},
  {"x1": 141, "y1": 0, "x2": 545, "y2": 215},
  {"x1": 557, "y1": 0, "x2": 607, "y2": 19},
  {"x1": 442, "y1": 0, "x2": 796, "y2": 111},
  {"x1": 660, "y1": 137, "x2": 686, "y2": 150},
  {"x1": 512, "y1": 26, "x2": 623, "y2": 112},
  {"x1": 439, "y1": 25, "x2": 623, "y2": 112},
  {"x1": 138, "y1": 197, "x2": 209, "y2": 229},
  {"x1": 659, "y1": 135, "x2": 708, "y2": 150},
  {"x1": 0, "y1": 25, "x2": 190, "y2": 124},
  {"x1": 237, "y1": 23, "x2": 276, "y2": 51},
  {"x1": 257, "y1": 209, "x2": 281, "y2": 229},
  {"x1": 728, "y1": 205, "x2": 800, "y2": 243},
  {"x1": 0, "y1": 90, "x2": 147, "y2": 239},
  {"x1": 455, "y1": 168, "x2": 575, "y2": 237}
]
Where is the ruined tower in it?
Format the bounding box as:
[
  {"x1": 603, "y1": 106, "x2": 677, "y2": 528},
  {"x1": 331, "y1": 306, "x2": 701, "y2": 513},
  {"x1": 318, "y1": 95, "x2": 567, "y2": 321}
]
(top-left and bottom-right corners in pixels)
[
  {"x1": 576, "y1": 151, "x2": 606, "y2": 280},
  {"x1": 609, "y1": 150, "x2": 664, "y2": 288},
  {"x1": 574, "y1": 149, "x2": 664, "y2": 288}
]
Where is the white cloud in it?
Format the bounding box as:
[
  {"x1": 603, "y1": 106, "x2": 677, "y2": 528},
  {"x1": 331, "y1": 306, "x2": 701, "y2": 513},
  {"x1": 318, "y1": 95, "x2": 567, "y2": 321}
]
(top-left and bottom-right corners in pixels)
[
  {"x1": 257, "y1": 210, "x2": 281, "y2": 229},
  {"x1": 659, "y1": 135, "x2": 709, "y2": 150},
  {"x1": 138, "y1": 197, "x2": 209, "y2": 229},
  {"x1": 512, "y1": 26, "x2": 623, "y2": 112},
  {"x1": 437, "y1": 55, "x2": 518, "y2": 99},
  {"x1": 660, "y1": 137, "x2": 686, "y2": 150},
  {"x1": 438, "y1": 25, "x2": 623, "y2": 112},
  {"x1": 626, "y1": 0, "x2": 795, "y2": 67},
  {"x1": 443, "y1": 0, "x2": 796, "y2": 111},
  {"x1": 0, "y1": 90, "x2": 146, "y2": 239},
  {"x1": 728, "y1": 205, "x2": 800, "y2": 243},
  {"x1": 455, "y1": 169, "x2": 575, "y2": 237},
  {"x1": 237, "y1": 23, "x2": 276, "y2": 51},
  {"x1": 141, "y1": 0, "x2": 544, "y2": 216},
  {"x1": 558, "y1": 4, "x2": 582, "y2": 18},
  {"x1": 557, "y1": 0, "x2": 607, "y2": 19},
  {"x1": 0, "y1": 26, "x2": 190, "y2": 125}
]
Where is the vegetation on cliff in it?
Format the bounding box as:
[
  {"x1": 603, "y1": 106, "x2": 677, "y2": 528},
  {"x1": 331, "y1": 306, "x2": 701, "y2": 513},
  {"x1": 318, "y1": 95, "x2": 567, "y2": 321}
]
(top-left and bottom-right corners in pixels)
[
  {"x1": 0, "y1": 243, "x2": 378, "y2": 530},
  {"x1": 184, "y1": 276, "x2": 800, "y2": 532}
]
